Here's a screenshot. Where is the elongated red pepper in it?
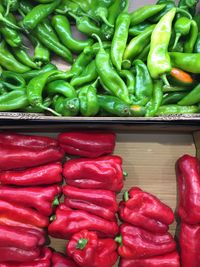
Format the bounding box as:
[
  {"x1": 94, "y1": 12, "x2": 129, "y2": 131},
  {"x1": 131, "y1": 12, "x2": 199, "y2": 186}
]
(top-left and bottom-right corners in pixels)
[
  {"x1": 63, "y1": 185, "x2": 118, "y2": 221},
  {"x1": 58, "y1": 131, "x2": 116, "y2": 158},
  {"x1": 52, "y1": 252, "x2": 78, "y2": 267},
  {"x1": 66, "y1": 230, "x2": 118, "y2": 267},
  {"x1": 179, "y1": 223, "x2": 200, "y2": 267},
  {"x1": 0, "y1": 199, "x2": 49, "y2": 228},
  {"x1": 0, "y1": 132, "x2": 58, "y2": 148},
  {"x1": 0, "y1": 185, "x2": 61, "y2": 216},
  {"x1": 0, "y1": 247, "x2": 41, "y2": 262},
  {"x1": 117, "y1": 223, "x2": 176, "y2": 259},
  {"x1": 63, "y1": 155, "x2": 124, "y2": 192},
  {"x1": 0, "y1": 225, "x2": 45, "y2": 250},
  {"x1": 120, "y1": 252, "x2": 180, "y2": 267},
  {"x1": 119, "y1": 187, "x2": 174, "y2": 233},
  {"x1": 48, "y1": 205, "x2": 119, "y2": 239},
  {"x1": 176, "y1": 154, "x2": 200, "y2": 224},
  {"x1": 0, "y1": 144, "x2": 64, "y2": 171},
  {"x1": 0, "y1": 162, "x2": 62, "y2": 186}
]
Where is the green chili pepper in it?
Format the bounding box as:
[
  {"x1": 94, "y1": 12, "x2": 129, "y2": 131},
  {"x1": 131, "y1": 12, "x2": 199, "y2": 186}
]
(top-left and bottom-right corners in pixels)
[
  {"x1": 137, "y1": 44, "x2": 151, "y2": 62},
  {"x1": 162, "y1": 84, "x2": 190, "y2": 92},
  {"x1": 111, "y1": 12, "x2": 130, "y2": 71},
  {"x1": 178, "y1": 0, "x2": 198, "y2": 16},
  {"x1": 93, "y1": 34, "x2": 130, "y2": 104},
  {"x1": 47, "y1": 71, "x2": 73, "y2": 83},
  {"x1": 33, "y1": 19, "x2": 73, "y2": 64},
  {"x1": 129, "y1": 22, "x2": 153, "y2": 36},
  {"x1": 70, "y1": 51, "x2": 94, "y2": 77},
  {"x1": 184, "y1": 21, "x2": 198, "y2": 53},
  {"x1": 83, "y1": 41, "x2": 111, "y2": 56},
  {"x1": 131, "y1": 59, "x2": 153, "y2": 106},
  {"x1": 162, "y1": 92, "x2": 188, "y2": 105},
  {"x1": 156, "y1": 104, "x2": 199, "y2": 116},
  {"x1": 27, "y1": 70, "x2": 61, "y2": 116},
  {"x1": 98, "y1": 95, "x2": 131, "y2": 117},
  {"x1": 46, "y1": 80, "x2": 77, "y2": 98},
  {"x1": 124, "y1": 25, "x2": 155, "y2": 62},
  {"x1": 11, "y1": 47, "x2": 40, "y2": 69},
  {"x1": 129, "y1": 4, "x2": 166, "y2": 26},
  {"x1": 29, "y1": 35, "x2": 50, "y2": 66},
  {"x1": 119, "y1": 70, "x2": 135, "y2": 95},
  {"x1": 18, "y1": 0, "x2": 32, "y2": 14},
  {"x1": 78, "y1": 84, "x2": 99, "y2": 117},
  {"x1": 53, "y1": 95, "x2": 79, "y2": 116},
  {"x1": 0, "y1": 89, "x2": 28, "y2": 111},
  {"x1": 21, "y1": 0, "x2": 61, "y2": 31},
  {"x1": 0, "y1": 4, "x2": 20, "y2": 30},
  {"x1": 169, "y1": 52, "x2": 200, "y2": 73},
  {"x1": 1, "y1": 71, "x2": 26, "y2": 91},
  {"x1": 194, "y1": 32, "x2": 200, "y2": 53},
  {"x1": 70, "y1": 61, "x2": 98, "y2": 88},
  {"x1": 0, "y1": 41, "x2": 30, "y2": 73},
  {"x1": 145, "y1": 80, "x2": 163, "y2": 117},
  {"x1": 3, "y1": 0, "x2": 19, "y2": 16},
  {"x1": 51, "y1": 15, "x2": 93, "y2": 54},
  {"x1": 147, "y1": 8, "x2": 176, "y2": 84},
  {"x1": 178, "y1": 83, "x2": 200, "y2": 105},
  {"x1": 93, "y1": 0, "x2": 114, "y2": 28},
  {"x1": 71, "y1": 0, "x2": 91, "y2": 13}
]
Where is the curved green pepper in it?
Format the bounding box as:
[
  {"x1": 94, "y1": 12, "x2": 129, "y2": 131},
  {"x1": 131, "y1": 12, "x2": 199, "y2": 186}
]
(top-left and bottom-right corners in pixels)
[
  {"x1": 162, "y1": 92, "x2": 188, "y2": 105},
  {"x1": 1, "y1": 71, "x2": 26, "y2": 91},
  {"x1": 0, "y1": 89, "x2": 28, "y2": 111},
  {"x1": 11, "y1": 47, "x2": 40, "y2": 69},
  {"x1": 29, "y1": 35, "x2": 50, "y2": 66},
  {"x1": 178, "y1": 83, "x2": 200, "y2": 105},
  {"x1": 129, "y1": 22, "x2": 153, "y2": 36},
  {"x1": 46, "y1": 80, "x2": 77, "y2": 98},
  {"x1": 119, "y1": 70, "x2": 135, "y2": 95},
  {"x1": 169, "y1": 52, "x2": 200, "y2": 73}
]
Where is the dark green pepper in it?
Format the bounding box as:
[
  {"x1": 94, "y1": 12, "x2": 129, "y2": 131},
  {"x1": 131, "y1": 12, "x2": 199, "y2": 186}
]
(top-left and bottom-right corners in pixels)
[
  {"x1": 194, "y1": 32, "x2": 200, "y2": 53},
  {"x1": 178, "y1": 83, "x2": 200, "y2": 105},
  {"x1": 162, "y1": 92, "x2": 188, "y2": 105},
  {"x1": 0, "y1": 4, "x2": 20, "y2": 30},
  {"x1": 46, "y1": 80, "x2": 77, "y2": 98},
  {"x1": 119, "y1": 70, "x2": 135, "y2": 95},
  {"x1": 178, "y1": 0, "x2": 198, "y2": 17},
  {"x1": 129, "y1": 22, "x2": 153, "y2": 36},
  {"x1": 1, "y1": 71, "x2": 26, "y2": 91},
  {"x1": 0, "y1": 89, "x2": 28, "y2": 111},
  {"x1": 53, "y1": 95, "x2": 79, "y2": 116},
  {"x1": 3, "y1": 0, "x2": 19, "y2": 16}
]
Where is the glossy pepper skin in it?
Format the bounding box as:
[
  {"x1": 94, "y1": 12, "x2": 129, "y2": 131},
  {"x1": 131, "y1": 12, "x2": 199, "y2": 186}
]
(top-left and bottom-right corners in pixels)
[
  {"x1": 58, "y1": 131, "x2": 116, "y2": 158},
  {"x1": 179, "y1": 223, "x2": 200, "y2": 267},
  {"x1": 0, "y1": 144, "x2": 64, "y2": 171},
  {"x1": 0, "y1": 162, "x2": 62, "y2": 186},
  {"x1": 0, "y1": 185, "x2": 61, "y2": 216},
  {"x1": 66, "y1": 230, "x2": 118, "y2": 267},
  {"x1": 48, "y1": 205, "x2": 119, "y2": 239},
  {"x1": 178, "y1": 83, "x2": 200, "y2": 106},
  {"x1": 63, "y1": 185, "x2": 118, "y2": 221},
  {"x1": 176, "y1": 154, "x2": 200, "y2": 224},
  {"x1": 52, "y1": 252, "x2": 78, "y2": 267},
  {"x1": 0, "y1": 247, "x2": 41, "y2": 263},
  {"x1": 119, "y1": 187, "x2": 174, "y2": 233},
  {"x1": 63, "y1": 155, "x2": 123, "y2": 192},
  {"x1": 117, "y1": 223, "x2": 176, "y2": 259},
  {"x1": 0, "y1": 90, "x2": 28, "y2": 111},
  {"x1": 120, "y1": 252, "x2": 180, "y2": 267}
]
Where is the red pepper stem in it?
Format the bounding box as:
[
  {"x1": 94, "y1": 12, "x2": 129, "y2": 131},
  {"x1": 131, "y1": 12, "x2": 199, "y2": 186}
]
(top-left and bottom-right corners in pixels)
[
  {"x1": 50, "y1": 214, "x2": 56, "y2": 222},
  {"x1": 124, "y1": 191, "x2": 129, "y2": 201},
  {"x1": 52, "y1": 197, "x2": 59, "y2": 207},
  {"x1": 76, "y1": 238, "x2": 88, "y2": 250},
  {"x1": 115, "y1": 236, "x2": 122, "y2": 245},
  {"x1": 161, "y1": 74, "x2": 170, "y2": 86}
]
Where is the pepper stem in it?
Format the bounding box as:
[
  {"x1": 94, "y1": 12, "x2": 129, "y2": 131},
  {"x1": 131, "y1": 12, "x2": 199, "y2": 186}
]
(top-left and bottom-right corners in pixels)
[
  {"x1": 0, "y1": 13, "x2": 21, "y2": 30},
  {"x1": 50, "y1": 214, "x2": 56, "y2": 221},
  {"x1": 172, "y1": 33, "x2": 181, "y2": 50},
  {"x1": 5, "y1": 2, "x2": 11, "y2": 16},
  {"x1": 115, "y1": 236, "x2": 122, "y2": 244},
  {"x1": 52, "y1": 197, "x2": 59, "y2": 207},
  {"x1": 161, "y1": 74, "x2": 170, "y2": 86},
  {"x1": 124, "y1": 191, "x2": 129, "y2": 201},
  {"x1": 38, "y1": 104, "x2": 61, "y2": 117},
  {"x1": 76, "y1": 238, "x2": 88, "y2": 250},
  {"x1": 176, "y1": 8, "x2": 192, "y2": 20},
  {"x1": 123, "y1": 171, "x2": 128, "y2": 177},
  {"x1": 92, "y1": 34, "x2": 103, "y2": 50}
]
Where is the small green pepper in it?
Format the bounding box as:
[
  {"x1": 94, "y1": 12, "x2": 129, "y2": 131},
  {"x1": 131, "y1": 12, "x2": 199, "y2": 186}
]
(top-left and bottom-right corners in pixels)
[
  {"x1": 0, "y1": 89, "x2": 28, "y2": 111},
  {"x1": 46, "y1": 80, "x2": 77, "y2": 98},
  {"x1": 29, "y1": 35, "x2": 50, "y2": 66},
  {"x1": 70, "y1": 51, "x2": 94, "y2": 78},
  {"x1": 53, "y1": 95, "x2": 79, "y2": 116},
  {"x1": 156, "y1": 104, "x2": 199, "y2": 116}
]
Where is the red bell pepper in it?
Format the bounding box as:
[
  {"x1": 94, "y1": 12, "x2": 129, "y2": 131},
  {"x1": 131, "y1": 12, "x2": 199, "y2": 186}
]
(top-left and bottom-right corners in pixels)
[
  {"x1": 0, "y1": 185, "x2": 61, "y2": 216},
  {"x1": 66, "y1": 230, "x2": 118, "y2": 267},
  {"x1": 63, "y1": 155, "x2": 124, "y2": 192},
  {"x1": 0, "y1": 144, "x2": 64, "y2": 171},
  {"x1": 0, "y1": 224, "x2": 45, "y2": 250},
  {"x1": 0, "y1": 132, "x2": 58, "y2": 148},
  {"x1": 119, "y1": 187, "x2": 174, "y2": 233},
  {"x1": 179, "y1": 222, "x2": 200, "y2": 267},
  {"x1": 58, "y1": 131, "x2": 116, "y2": 158},
  {"x1": 176, "y1": 154, "x2": 200, "y2": 224},
  {"x1": 0, "y1": 199, "x2": 49, "y2": 228},
  {"x1": 52, "y1": 252, "x2": 78, "y2": 267},
  {"x1": 0, "y1": 247, "x2": 41, "y2": 262},
  {"x1": 120, "y1": 252, "x2": 180, "y2": 267},
  {"x1": 63, "y1": 185, "x2": 118, "y2": 221},
  {"x1": 0, "y1": 162, "x2": 62, "y2": 186},
  {"x1": 116, "y1": 223, "x2": 176, "y2": 259},
  {"x1": 48, "y1": 205, "x2": 119, "y2": 239}
]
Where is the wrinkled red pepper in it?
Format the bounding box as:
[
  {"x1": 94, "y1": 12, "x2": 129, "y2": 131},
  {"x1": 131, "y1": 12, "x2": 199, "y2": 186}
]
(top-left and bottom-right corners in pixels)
[
  {"x1": 66, "y1": 230, "x2": 118, "y2": 267},
  {"x1": 176, "y1": 154, "x2": 200, "y2": 224},
  {"x1": 63, "y1": 156, "x2": 124, "y2": 192},
  {"x1": 116, "y1": 223, "x2": 176, "y2": 259},
  {"x1": 52, "y1": 252, "x2": 78, "y2": 267},
  {"x1": 0, "y1": 144, "x2": 64, "y2": 171},
  {"x1": 0, "y1": 185, "x2": 61, "y2": 216},
  {"x1": 0, "y1": 132, "x2": 58, "y2": 148},
  {"x1": 48, "y1": 205, "x2": 119, "y2": 239},
  {"x1": 0, "y1": 199, "x2": 49, "y2": 228},
  {"x1": 0, "y1": 162, "x2": 63, "y2": 186},
  {"x1": 0, "y1": 224, "x2": 45, "y2": 250},
  {"x1": 63, "y1": 185, "x2": 118, "y2": 221},
  {"x1": 179, "y1": 223, "x2": 200, "y2": 267},
  {"x1": 120, "y1": 252, "x2": 180, "y2": 267},
  {"x1": 119, "y1": 187, "x2": 174, "y2": 233},
  {"x1": 0, "y1": 247, "x2": 41, "y2": 262},
  {"x1": 58, "y1": 131, "x2": 116, "y2": 158}
]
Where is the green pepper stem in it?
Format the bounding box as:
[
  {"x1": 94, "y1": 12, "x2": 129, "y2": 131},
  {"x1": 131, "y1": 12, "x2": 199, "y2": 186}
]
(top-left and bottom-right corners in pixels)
[
  {"x1": 124, "y1": 191, "x2": 129, "y2": 201},
  {"x1": 176, "y1": 8, "x2": 192, "y2": 19},
  {"x1": 161, "y1": 74, "x2": 170, "y2": 86},
  {"x1": 172, "y1": 33, "x2": 181, "y2": 50},
  {"x1": 5, "y1": 2, "x2": 11, "y2": 16},
  {"x1": 123, "y1": 171, "x2": 128, "y2": 177},
  {"x1": 99, "y1": 14, "x2": 114, "y2": 28},
  {"x1": 115, "y1": 236, "x2": 122, "y2": 244},
  {"x1": 0, "y1": 13, "x2": 21, "y2": 30},
  {"x1": 76, "y1": 238, "x2": 88, "y2": 250},
  {"x1": 92, "y1": 34, "x2": 103, "y2": 50},
  {"x1": 52, "y1": 197, "x2": 59, "y2": 207},
  {"x1": 38, "y1": 104, "x2": 61, "y2": 117},
  {"x1": 50, "y1": 214, "x2": 56, "y2": 221}
]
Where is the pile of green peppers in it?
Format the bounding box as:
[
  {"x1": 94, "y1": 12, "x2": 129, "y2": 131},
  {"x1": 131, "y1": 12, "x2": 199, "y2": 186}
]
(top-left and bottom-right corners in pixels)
[{"x1": 0, "y1": 0, "x2": 200, "y2": 117}]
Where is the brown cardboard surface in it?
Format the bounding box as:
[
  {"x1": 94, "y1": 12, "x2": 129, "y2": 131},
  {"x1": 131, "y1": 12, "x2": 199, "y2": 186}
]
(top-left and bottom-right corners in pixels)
[{"x1": 46, "y1": 132, "x2": 196, "y2": 266}]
